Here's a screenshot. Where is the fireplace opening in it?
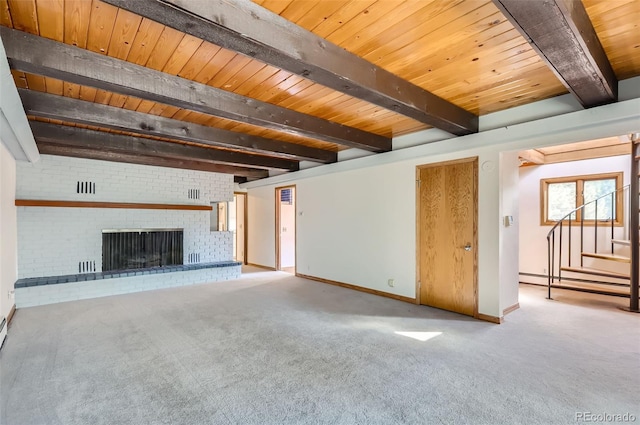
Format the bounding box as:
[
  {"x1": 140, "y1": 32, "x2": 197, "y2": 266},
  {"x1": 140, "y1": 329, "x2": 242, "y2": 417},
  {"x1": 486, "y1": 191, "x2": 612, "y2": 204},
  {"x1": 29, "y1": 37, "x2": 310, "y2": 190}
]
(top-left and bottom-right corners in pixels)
[{"x1": 102, "y1": 229, "x2": 183, "y2": 272}]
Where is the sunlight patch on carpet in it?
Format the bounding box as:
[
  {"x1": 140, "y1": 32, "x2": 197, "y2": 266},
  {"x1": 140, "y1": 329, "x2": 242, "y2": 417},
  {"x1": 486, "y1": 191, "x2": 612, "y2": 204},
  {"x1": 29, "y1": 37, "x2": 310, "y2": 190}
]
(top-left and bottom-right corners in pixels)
[{"x1": 394, "y1": 331, "x2": 442, "y2": 341}]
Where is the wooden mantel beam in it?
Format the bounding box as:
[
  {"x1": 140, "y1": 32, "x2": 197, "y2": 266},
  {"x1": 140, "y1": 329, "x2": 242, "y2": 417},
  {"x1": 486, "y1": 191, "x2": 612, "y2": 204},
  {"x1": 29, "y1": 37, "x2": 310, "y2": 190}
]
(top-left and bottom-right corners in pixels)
[
  {"x1": 1, "y1": 27, "x2": 390, "y2": 152},
  {"x1": 19, "y1": 89, "x2": 336, "y2": 164},
  {"x1": 493, "y1": 0, "x2": 618, "y2": 108},
  {"x1": 102, "y1": 0, "x2": 478, "y2": 136}
]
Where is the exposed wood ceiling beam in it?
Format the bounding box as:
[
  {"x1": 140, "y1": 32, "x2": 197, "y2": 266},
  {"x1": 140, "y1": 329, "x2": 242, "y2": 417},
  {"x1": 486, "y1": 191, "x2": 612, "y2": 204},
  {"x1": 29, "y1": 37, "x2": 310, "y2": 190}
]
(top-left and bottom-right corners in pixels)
[
  {"x1": 1, "y1": 27, "x2": 390, "y2": 153},
  {"x1": 518, "y1": 149, "x2": 545, "y2": 164},
  {"x1": 31, "y1": 122, "x2": 270, "y2": 179},
  {"x1": 39, "y1": 142, "x2": 268, "y2": 180},
  {"x1": 19, "y1": 89, "x2": 336, "y2": 164},
  {"x1": 544, "y1": 143, "x2": 630, "y2": 164},
  {"x1": 102, "y1": 0, "x2": 478, "y2": 136},
  {"x1": 493, "y1": 0, "x2": 617, "y2": 107}
]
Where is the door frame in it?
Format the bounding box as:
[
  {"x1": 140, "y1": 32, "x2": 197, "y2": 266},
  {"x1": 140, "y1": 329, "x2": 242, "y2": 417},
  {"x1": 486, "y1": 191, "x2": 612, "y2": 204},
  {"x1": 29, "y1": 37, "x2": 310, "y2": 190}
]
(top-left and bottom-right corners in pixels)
[
  {"x1": 275, "y1": 185, "x2": 297, "y2": 271},
  {"x1": 234, "y1": 191, "x2": 248, "y2": 265},
  {"x1": 415, "y1": 157, "x2": 478, "y2": 317}
]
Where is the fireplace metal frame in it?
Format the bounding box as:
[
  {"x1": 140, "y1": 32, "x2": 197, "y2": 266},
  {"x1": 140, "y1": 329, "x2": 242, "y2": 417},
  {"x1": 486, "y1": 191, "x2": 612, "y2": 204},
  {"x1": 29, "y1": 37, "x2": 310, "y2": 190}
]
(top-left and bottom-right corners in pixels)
[{"x1": 102, "y1": 228, "x2": 184, "y2": 272}]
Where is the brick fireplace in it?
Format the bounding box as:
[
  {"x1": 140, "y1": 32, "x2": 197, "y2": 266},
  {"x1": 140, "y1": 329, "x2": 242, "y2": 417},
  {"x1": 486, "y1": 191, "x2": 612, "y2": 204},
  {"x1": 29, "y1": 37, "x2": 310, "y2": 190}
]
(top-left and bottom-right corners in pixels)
[{"x1": 14, "y1": 155, "x2": 241, "y2": 307}]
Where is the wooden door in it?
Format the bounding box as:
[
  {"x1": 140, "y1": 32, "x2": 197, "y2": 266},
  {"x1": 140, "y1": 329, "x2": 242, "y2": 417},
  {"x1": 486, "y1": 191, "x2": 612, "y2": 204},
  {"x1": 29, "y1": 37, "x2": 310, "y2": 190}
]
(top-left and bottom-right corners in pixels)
[{"x1": 418, "y1": 158, "x2": 477, "y2": 316}]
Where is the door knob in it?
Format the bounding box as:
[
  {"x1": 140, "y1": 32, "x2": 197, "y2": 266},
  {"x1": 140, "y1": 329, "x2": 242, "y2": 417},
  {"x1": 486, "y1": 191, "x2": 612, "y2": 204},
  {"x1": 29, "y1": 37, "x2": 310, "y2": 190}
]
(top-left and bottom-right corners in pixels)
[{"x1": 464, "y1": 244, "x2": 472, "y2": 251}]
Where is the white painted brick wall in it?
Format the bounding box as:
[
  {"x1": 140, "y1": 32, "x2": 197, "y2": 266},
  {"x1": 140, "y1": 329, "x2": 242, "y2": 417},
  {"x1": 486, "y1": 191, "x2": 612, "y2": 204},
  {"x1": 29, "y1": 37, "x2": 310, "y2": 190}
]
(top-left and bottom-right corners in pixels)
[
  {"x1": 15, "y1": 265, "x2": 242, "y2": 308},
  {"x1": 17, "y1": 155, "x2": 235, "y2": 279},
  {"x1": 17, "y1": 155, "x2": 234, "y2": 204}
]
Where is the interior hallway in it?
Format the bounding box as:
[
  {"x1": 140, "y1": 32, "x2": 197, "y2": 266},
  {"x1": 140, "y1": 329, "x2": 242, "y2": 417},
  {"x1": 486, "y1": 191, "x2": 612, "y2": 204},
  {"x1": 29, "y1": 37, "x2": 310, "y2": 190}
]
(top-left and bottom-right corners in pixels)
[{"x1": 1, "y1": 267, "x2": 638, "y2": 425}]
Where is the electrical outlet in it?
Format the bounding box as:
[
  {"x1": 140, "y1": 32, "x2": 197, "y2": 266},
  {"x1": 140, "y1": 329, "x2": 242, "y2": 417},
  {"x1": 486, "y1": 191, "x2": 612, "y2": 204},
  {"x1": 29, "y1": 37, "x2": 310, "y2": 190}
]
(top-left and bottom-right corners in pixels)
[
  {"x1": 8, "y1": 290, "x2": 14, "y2": 300},
  {"x1": 543, "y1": 268, "x2": 547, "y2": 274},
  {"x1": 388, "y1": 279, "x2": 395, "y2": 287}
]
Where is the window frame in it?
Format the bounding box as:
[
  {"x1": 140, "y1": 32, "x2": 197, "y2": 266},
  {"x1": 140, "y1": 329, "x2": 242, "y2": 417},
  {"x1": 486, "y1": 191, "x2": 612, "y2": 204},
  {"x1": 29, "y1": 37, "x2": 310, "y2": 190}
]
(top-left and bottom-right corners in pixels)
[
  {"x1": 540, "y1": 172, "x2": 624, "y2": 226},
  {"x1": 210, "y1": 201, "x2": 229, "y2": 232}
]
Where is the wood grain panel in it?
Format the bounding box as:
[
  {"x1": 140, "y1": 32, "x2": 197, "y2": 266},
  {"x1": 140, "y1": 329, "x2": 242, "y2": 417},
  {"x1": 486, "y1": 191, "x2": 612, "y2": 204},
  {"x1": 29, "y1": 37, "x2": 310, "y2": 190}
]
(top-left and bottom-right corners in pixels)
[
  {"x1": 418, "y1": 158, "x2": 477, "y2": 317},
  {"x1": 255, "y1": 0, "x2": 569, "y2": 126},
  {"x1": 11, "y1": 70, "x2": 27, "y2": 88},
  {"x1": 204, "y1": 51, "x2": 250, "y2": 87},
  {"x1": 94, "y1": 89, "x2": 113, "y2": 104},
  {"x1": 7, "y1": 0, "x2": 38, "y2": 33},
  {"x1": 323, "y1": 1, "x2": 401, "y2": 48},
  {"x1": 79, "y1": 85, "x2": 98, "y2": 102},
  {"x1": 254, "y1": 0, "x2": 292, "y2": 16},
  {"x1": 25, "y1": 74, "x2": 46, "y2": 92},
  {"x1": 35, "y1": 0, "x2": 63, "y2": 40},
  {"x1": 177, "y1": 41, "x2": 220, "y2": 80},
  {"x1": 312, "y1": 0, "x2": 376, "y2": 38},
  {"x1": 45, "y1": 77, "x2": 64, "y2": 95},
  {"x1": 86, "y1": 0, "x2": 117, "y2": 53},
  {"x1": 145, "y1": 26, "x2": 183, "y2": 71},
  {"x1": 161, "y1": 33, "x2": 202, "y2": 75},
  {"x1": 64, "y1": 0, "x2": 92, "y2": 48},
  {"x1": 125, "y1": 17, "x2": 164, "y2": 65},
  {"x1": 0, "y1": 0, "x2": 12, "y2": 27},
  {"x1": 106, "y1": 7, "x2": 141, "y2": 59},
  {"x1": 293, "y1": 1, "x2": 345, "y2": 31},
  {"x1": 584, "y1": 0, "x2": 640, "y2": 80},
  {"x1": 108, "y1": 93, "x2": 127, "y2": 108},
  {"x1": 234, "y1": 64, "x2": 281, "y2": 96},
  {"x1": 63, "y1": 81, "x2": 80, "y2": 98},
  {"x1": 4, "y1": 0, "x2": 637, "y2": 159}
]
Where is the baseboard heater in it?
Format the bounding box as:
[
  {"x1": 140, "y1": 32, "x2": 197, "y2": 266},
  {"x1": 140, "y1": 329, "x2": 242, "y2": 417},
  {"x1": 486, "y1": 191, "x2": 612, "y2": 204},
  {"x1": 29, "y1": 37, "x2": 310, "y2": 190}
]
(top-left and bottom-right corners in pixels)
[{"x1": 0, "y1": 317, "x2": 6, "y2": 350}]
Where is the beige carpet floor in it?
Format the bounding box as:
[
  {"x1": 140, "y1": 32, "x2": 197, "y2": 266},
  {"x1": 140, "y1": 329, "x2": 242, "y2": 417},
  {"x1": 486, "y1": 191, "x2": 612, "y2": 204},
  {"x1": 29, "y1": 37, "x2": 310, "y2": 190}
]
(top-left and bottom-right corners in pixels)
[{"x1": 1, "y1": 267, "x2": 638, "y2": 425}]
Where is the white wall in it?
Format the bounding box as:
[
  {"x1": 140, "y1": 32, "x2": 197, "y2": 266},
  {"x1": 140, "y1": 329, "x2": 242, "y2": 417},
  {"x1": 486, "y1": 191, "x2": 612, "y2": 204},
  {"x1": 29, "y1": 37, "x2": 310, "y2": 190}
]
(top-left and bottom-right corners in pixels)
[
  {"x1": 243, "y1": 92, "x2": 640, "y2": 319},
  {"x1": 0, "y1": 142, "x2": 17, "y2": 319},
  {"x1": 247, "y1": 185, "x2": 276, "y2": 268},
  {"x1": 17, "y1": 155, "x2": 234, "y2": 279},
  {"x1": 247, "y1": 149, "x2": 507, "y2": 316},
  {"x1": 519, "y1": 155, "x2": 630, "y2": 282},
  {"x1": 235, "y1": 193, "x2": 246, "y2": 263},
  {"x1": 499, "y1": 151, "x2": 520, "y2": 312}
]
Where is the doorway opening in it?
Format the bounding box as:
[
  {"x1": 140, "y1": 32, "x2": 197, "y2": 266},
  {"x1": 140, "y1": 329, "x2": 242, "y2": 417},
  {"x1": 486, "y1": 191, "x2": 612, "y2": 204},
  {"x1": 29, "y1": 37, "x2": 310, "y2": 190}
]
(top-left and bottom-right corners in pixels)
[
  {"x1": 517, "y1": 135, "x2": 636, "y2": 311},
  {"x1": 231, "y1": 192, "x2": 247, "y2": 264},
  {"x1": 276, "y1": 185, "x2": 296, "y2": 274}
]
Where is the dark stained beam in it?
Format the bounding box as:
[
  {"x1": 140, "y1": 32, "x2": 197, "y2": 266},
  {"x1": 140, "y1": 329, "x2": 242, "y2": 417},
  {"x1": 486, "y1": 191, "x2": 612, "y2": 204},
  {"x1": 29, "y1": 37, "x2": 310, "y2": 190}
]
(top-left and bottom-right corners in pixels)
[
  {"x1": 1, "y1": 27, "x2": 389, "y2": 153},
  {"x1": 493, "y1": 0, "x2": 617, "y2": 107},
  {"x1": 30, "y1": 122, "x2": 274, "y2": 178},
  {"x1": 102, "y1": 0, "x2": 478, "y2": 136},
  {"x1": 38, "y1": 142, "x2": 268, "y2": 179},
  {"x1": 19, "y1": 89, "x2": 336, "y2": 164}
]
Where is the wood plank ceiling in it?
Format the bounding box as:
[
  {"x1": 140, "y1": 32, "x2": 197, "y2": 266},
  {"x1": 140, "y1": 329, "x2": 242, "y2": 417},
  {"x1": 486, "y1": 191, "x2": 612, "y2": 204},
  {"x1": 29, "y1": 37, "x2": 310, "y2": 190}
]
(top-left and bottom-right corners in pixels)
[{"x1": 1, "y1": 0, "x2": 638, "y2": 181}]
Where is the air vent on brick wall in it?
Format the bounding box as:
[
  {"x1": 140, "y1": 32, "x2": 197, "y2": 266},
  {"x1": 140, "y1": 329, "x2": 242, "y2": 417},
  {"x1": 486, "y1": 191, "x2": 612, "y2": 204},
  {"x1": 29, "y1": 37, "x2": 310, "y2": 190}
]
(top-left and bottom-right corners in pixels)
[
  {"x1": 188, "y1": 253, "x2": 200, "y2": 264},
  {"x1": 188, "y1": 189, "x2": 200, "y2": 200},
  {"x1": 79, "y1": 261, "x2": 96, "y2": 273},
  {"x1": 77, "y1": 181, "x2": 96, "y2": 194}
]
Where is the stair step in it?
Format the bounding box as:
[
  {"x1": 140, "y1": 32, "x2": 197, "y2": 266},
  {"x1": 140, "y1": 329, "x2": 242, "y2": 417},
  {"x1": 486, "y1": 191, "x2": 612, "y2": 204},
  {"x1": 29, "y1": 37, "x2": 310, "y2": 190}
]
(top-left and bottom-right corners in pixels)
[
  {"x1": 612, "y1": 239, "x2": 631, "y2": 246},
  {"x1": 581, "y1": 252, "x2": 631, "y2": 263},
  {"x1": 550, "y1": 283, "x2": 631, "y2": 298},
  {"x1": 560, "y1": 266, "x2": 630, "y2": 279}
]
